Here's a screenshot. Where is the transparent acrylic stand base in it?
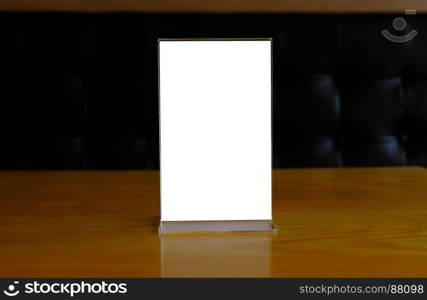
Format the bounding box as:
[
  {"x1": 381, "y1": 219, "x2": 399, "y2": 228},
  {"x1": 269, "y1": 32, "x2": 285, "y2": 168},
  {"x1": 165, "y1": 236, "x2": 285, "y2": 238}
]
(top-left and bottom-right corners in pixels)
[{"x1": 159, "y1": 220, "x2": 276, "y2": 234}]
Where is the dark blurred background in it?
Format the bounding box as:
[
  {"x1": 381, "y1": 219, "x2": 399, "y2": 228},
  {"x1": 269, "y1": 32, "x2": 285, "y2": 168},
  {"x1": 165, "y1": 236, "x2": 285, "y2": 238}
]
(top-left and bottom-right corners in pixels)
[{"x1": 1, "y1": 13, "x2": 427, "y2": 170}]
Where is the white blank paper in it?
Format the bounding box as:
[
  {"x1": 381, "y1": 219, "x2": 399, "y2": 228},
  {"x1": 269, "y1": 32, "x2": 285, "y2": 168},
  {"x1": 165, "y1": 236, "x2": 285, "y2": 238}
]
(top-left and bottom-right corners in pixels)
[{"x1": 159, "y1": 40, "x2": 272, "y2": 222}]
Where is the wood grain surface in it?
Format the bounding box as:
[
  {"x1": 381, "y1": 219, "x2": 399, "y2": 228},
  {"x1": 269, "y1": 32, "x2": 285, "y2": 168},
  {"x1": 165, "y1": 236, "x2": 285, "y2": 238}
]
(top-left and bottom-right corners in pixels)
[
  {"x1": 0, "y1": 0, "x2": 426, "y2": 13},
  {"x1": 1, "y1": 167, "x2": 427, "y2": 277}
]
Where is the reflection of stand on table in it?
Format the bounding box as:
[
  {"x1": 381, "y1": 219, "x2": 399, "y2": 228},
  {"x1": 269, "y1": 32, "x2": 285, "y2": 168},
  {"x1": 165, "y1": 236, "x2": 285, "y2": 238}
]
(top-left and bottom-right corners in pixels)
[
  {"x1": 161, "y1": 234, "x2": 272, "y2": 277},
  {"x1": 158, "y1": 39, "x2": 274, "y2": 233}
]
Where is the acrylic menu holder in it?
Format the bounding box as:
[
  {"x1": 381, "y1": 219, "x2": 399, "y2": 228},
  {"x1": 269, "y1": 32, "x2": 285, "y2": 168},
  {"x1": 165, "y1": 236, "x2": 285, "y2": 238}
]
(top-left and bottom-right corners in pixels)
[{"x1": 158, "y1": 39, "x2": 274, "y2": 234}]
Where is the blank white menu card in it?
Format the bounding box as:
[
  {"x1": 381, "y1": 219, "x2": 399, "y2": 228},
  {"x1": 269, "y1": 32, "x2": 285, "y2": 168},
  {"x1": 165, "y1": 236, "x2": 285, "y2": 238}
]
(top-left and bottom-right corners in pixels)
[{"x1": 159, "y1": 40, "x2": 272, "y2": 222}]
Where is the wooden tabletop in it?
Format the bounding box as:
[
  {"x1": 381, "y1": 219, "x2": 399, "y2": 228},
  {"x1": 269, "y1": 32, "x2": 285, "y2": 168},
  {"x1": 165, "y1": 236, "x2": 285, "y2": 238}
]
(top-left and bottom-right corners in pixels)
[
  {"x1": 1, "y1": 0, "x2": 427, "y2": 13},
  {"x1": 1, "y1": 167, "x2": 427, "y2": 277}
]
